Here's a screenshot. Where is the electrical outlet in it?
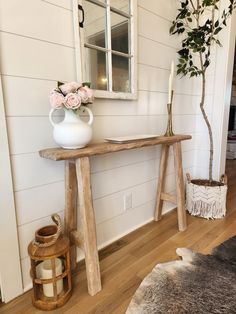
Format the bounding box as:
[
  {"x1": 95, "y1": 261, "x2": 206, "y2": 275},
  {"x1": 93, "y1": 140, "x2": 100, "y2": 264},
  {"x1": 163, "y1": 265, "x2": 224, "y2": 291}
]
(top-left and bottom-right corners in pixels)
[{"x1": 124, "y1": 193, "x2": 132, "y2": 211}]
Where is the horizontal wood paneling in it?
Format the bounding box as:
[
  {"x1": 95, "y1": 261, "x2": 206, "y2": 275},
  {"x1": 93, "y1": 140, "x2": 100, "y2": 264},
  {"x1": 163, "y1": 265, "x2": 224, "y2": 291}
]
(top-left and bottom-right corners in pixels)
[
  {"x1": 2, "y1": 76, "x2": 57, "y2": 117},
  {"x1": 145, "y1": 115, "x2": 196, "y2": 136},
  {"x1": 11, "y1": 153, "x2": 64, "y2": 191},
  {"x1": 138, "y1": 64, "x2": 195, "y2": 96},
  {"x1": 7, "y1": 115, "x2": 195, "y2": 155},
  {"x1": 138, "y1": 36, "x2": 176, "y2": 70},
  {"x1": 96, "y1": 200, "x2": 157, "y2": 248},
  {"x1": 91, "y1": 159, "x2": 158, "y2": 199},
  {"x1": 90, "y1": 146, "x2": 160, "y2": 173},
  {"x1": 87, "y1": 91, "x2": 176, "y2": 117},
  {"x1": 0, "y1": 32, "x2": 76, "y2": 81},
  {"x1": 94, "y1": 179, "x2": 157, "y2": 225},
  {"x1": 137, "y1": 93, "x2": 199, "y2": 116},
  {"x1": 11, "y1": 144, "x2": 195, "y2": 192},
  {"x1": 92, "y1": 116, "x2": 162, "y2": 141},
  {"x1": 0, "y1": 0, "x2": 74, "y2": 47},
  {"x1": 138, "y1": 65, "x2": 171, "y2": 92},
  {"x1": 195, "y1": 132, "x2": 212, "y2": 151},
  {"x1": 7, "y1": 117, "x2": 57, "y2": 155},
  {"x1": 193, "y1": 165, "x2": 209, "y2": 179},
  {"x1": 3, "y1": 73, "x2": 203, "y2": 117},
  {"x1": 182, "y1": 134, "x2": 197, "y2": 152},
  {"x1": 138, "y1": 0, "x2": 177, "y2": 22},
  {"x1": 15, "y1": 181, "x2": 65, "y2": 226},
  {"x1": 194, "y1": 150, "x2": 210, "y2": 171},
  {"x1": 91, "y1": 151, "x2": 194, "y2": 200},
  {"x1": 138, "y1": 6, "x2": 179, "y2": 49},
  {"x1": 42, "y1": 0, "x2": 72, "y2": 10}
]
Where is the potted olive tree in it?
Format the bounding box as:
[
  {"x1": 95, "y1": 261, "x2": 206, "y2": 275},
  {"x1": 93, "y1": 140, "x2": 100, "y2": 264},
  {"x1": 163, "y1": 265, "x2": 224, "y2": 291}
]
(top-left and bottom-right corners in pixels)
[{"x1": 170, "y1": 0, "x2": 236, "y2": 218}]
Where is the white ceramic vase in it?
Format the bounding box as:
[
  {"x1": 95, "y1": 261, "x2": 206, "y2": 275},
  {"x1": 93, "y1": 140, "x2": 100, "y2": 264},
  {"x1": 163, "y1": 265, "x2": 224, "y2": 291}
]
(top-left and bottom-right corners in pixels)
[{"x1": 49, "y1": 106, "x2": 93, "y2": 149}]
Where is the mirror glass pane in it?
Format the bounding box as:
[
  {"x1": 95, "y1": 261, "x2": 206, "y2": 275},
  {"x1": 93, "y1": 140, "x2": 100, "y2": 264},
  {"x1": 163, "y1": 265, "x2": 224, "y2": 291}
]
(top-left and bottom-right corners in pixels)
[
  {"x1": 112, "y1": 54, "x2": 130, "y2": 92},
  {"x1": 110, "y1": 0, "x2": 129, "y2": 14},
  {"x1": 84, "y1": 1, "x2": 107, "y2": 48},
  {"x1": 85, "y1": 48, "x2": 108, "y2": 90},
  {"x1": 111, "y1": 12, "x2": 129, "y2": 54}
]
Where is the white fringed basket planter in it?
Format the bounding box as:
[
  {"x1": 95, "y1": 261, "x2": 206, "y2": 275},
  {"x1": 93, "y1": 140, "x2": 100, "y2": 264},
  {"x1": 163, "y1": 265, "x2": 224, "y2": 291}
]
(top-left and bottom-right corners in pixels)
[{"x1": 186, "y1": 174, "x2": 228, "y2": 219}]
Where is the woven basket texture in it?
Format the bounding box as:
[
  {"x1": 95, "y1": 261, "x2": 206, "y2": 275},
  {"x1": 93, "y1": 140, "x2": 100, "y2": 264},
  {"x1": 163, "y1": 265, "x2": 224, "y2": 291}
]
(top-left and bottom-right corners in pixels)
[{"x1": 186, "y1": 182, "x2": 227, "y2": 219}]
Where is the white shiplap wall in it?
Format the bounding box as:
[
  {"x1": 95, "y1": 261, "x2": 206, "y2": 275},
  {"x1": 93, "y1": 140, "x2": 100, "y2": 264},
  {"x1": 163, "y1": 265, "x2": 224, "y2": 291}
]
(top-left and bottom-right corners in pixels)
[{"x1": 0, "y1": 0, "x2": 203, "y2": 291}]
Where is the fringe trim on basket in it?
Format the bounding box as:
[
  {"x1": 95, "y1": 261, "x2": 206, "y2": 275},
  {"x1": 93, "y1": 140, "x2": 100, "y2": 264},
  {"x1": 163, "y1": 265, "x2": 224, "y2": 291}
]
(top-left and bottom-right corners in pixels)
[{"x1": 187, "y1": 199, "x2": 226, "y2": 219}]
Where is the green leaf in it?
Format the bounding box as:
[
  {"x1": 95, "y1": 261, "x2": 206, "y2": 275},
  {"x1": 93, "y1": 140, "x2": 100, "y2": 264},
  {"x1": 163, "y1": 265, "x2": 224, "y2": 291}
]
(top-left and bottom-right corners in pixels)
[
  {"x1": 177, "y1": 68, "x2": 183, "y2": 75},
  {"x1": 214, "y1": 27, "x2": 222, "y2": 34},
  {"x1": 82, "y1": 82, "x2": 91, "y2": 88},
  {"x1": 170, "y1": 24, "x2": 175, "y2": 34},
  {"x1": 204, "y1": 59, "x2": 210, "y2": 68},
  {"x1": 170, "y1": 0, "x2": 236, "y2": 81}
]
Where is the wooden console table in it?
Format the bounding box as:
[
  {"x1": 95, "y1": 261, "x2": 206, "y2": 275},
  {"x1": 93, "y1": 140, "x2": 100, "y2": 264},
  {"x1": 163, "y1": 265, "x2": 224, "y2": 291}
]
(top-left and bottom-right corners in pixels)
[{"x1": 39, "y1": 134, "x2": 191, "y2": 296}]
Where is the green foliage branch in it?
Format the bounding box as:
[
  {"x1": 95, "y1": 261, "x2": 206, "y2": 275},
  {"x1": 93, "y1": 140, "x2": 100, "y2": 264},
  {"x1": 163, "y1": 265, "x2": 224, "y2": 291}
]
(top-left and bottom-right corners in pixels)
[{"x1": 170, "y1": 0, "x2": 236, "y2": 181}]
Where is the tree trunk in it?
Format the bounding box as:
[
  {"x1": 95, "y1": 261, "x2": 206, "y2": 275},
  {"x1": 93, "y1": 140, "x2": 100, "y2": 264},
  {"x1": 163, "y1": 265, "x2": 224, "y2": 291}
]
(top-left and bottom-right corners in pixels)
[{"x1": 200, "y1": 72, "x2": 214, "y2": 181}]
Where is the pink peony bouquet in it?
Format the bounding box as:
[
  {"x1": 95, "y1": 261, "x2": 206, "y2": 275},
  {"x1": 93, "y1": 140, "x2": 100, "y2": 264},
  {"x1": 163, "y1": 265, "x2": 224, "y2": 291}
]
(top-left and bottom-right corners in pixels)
[{"x1": 49, "y1": 81, "x2": 93, "y2": 112}]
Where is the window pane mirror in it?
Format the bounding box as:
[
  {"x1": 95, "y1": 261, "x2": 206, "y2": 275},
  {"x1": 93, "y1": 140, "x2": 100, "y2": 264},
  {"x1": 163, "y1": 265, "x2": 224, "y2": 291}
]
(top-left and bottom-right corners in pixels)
[
  {"x1": 73, "y1": 0, "x2": 137, "y2": 99},
  {"x1": 83, "y1": 1, "x2": 107, "y2": 48}
]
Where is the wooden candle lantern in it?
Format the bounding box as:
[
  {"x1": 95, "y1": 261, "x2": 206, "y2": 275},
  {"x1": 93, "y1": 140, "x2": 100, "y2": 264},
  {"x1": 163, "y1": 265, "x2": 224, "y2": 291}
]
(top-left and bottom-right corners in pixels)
[{"x1": 28, "y1": 214, "x2": 72, "y2": 311}]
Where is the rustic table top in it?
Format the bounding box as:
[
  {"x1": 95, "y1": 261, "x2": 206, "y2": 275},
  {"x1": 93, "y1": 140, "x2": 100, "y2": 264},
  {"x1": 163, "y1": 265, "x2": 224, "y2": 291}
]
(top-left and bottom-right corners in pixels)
[{"x1": 39, "y1": 134, "x2": 192, "y2": 161}]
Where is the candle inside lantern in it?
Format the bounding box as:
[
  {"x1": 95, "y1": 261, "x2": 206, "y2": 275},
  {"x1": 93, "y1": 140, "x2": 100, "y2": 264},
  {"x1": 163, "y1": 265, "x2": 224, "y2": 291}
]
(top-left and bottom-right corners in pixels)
[
  {"x1": 36, "y1": 258, "x2": 63, "y2": 297},
  {"x1": 168, "y1": 60, "x2": 175, "y2": 104}
]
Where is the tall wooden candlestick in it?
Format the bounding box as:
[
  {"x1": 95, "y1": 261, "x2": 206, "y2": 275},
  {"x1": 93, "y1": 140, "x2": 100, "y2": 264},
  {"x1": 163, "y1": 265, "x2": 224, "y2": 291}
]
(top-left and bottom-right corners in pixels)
[{"x1": 165, "y1": 90, "x2": 174, "y2": 137}]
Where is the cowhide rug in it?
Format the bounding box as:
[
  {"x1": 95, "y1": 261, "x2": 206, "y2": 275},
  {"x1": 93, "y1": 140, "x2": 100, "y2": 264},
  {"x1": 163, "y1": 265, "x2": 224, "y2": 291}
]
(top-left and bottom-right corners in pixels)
[{"x1": 126, "y1": 236, "x2": 236, "y2": 314}]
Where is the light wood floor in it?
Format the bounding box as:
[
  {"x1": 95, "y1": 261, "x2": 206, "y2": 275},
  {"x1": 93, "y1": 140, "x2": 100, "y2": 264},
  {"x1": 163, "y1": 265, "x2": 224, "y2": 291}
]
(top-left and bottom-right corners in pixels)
[{"x1": 1, "y1": 160, "x2": 236, "y2": 314}]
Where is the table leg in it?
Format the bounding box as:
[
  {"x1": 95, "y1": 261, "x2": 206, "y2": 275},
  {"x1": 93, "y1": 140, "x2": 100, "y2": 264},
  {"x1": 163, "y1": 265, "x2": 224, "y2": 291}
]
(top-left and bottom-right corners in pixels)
[
  {"x1": 173, "y1": 142, "x2": 187, "y2": 231},
  {"x1": 65, "y1": 161, "x2": 78, "y2": 271},
  {"x1": 154, "y1": 144, "x2": 169, "y2": 221},
  {"x1": 75, "y1": 157, "x2": 102, "y2": 296}
]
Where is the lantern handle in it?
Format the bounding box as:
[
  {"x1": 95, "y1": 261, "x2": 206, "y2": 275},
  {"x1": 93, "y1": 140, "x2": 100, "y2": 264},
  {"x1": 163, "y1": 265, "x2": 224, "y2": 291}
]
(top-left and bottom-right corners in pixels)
[{"x1": 33, "y1": 214, "x2": 62, "y2": 248}]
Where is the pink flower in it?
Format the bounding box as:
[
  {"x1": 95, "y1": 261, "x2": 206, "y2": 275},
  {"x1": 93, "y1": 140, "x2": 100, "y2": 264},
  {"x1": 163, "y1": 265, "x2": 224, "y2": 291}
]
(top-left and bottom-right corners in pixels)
[
  {"x1": 64, "y1": 93, "x2": 81, "y2": 109},
  {"x1": 77, "y1": 90, "x2": 89, "y2": 104},
  {"x1": 59, "y1": 82, "x2": 81, "y2": 95},
  {"x1": 78, "y1": 86, "x2": 94, "y2": 104},
  {"x1": 49, "y1": 91, "x2": 65, "y2": 109}
]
